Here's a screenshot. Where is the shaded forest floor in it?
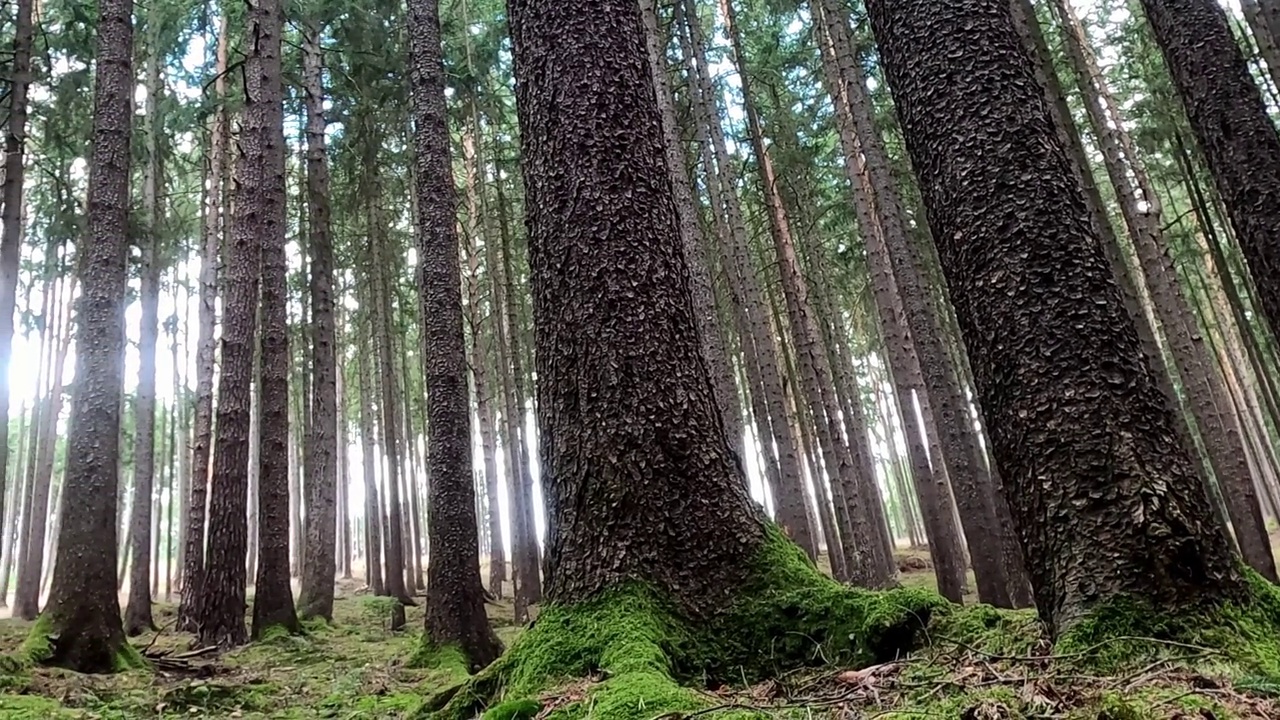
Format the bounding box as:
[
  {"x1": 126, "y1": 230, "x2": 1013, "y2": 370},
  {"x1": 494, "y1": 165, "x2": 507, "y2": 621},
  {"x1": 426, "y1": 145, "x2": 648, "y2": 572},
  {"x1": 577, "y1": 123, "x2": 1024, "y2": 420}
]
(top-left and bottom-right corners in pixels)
[{"x1": 0, "y1": 554, "x2": 1277, "y2": 719}]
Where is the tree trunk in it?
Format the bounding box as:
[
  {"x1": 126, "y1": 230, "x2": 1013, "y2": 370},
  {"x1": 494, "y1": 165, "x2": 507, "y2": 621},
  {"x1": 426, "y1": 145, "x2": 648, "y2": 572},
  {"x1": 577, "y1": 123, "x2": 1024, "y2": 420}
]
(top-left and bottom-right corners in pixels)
[
  {"x1": 0, "y1": 0, "x2": 35, "y2": 545},
  {"x1": 0, "y1": 399, "x2": 28, "y2": 606},
  {"x1": 124, "y1": 34, "x2": 164, "y2": 635},
  {"x1": 178, "y1": 11, "x2": 227, "y2": 631},
  {"x1": 197, "y1": 0, "x2": 283, "y2": 648},
  {"x1": 297, "y1": 17, "x2": 338, "y2": 622},
  {"x1": 357, "y1": 330, "x2": 384, "y2": 596},
  {"x1": 250, "y1": 0, "x2": 298, "y2": 636},
  {"x1": 37, "y1": 0, "x2": 134, "y2": 669},
  {"x1": 1050, "y1": 0, "x2": 1277, "y2": 581},
  {"x1": 1137, "y1": 0, "x2": 1280, "y2": 337},
  {"x1": 864, "y1": 0, "x2": 1245, "y2": 634},
  {"x1": 408, "y1": 0, "x2": 501, "y2": 666}
]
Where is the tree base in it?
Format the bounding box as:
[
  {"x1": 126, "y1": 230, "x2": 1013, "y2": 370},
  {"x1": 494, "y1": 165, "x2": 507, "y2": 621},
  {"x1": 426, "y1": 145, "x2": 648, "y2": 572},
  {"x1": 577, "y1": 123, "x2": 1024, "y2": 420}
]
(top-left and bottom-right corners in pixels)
[
  {"x1": 420, "y1": 530, "x2": 944, "y2": 720},
  {"x1": 19, "y1": 614, "x2": 146, "y2": 675}
]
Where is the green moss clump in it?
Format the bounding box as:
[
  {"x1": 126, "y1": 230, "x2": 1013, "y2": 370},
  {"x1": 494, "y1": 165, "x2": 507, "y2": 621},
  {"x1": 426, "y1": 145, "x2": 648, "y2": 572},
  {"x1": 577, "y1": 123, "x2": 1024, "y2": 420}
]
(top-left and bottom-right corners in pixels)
[
  {"x1": 19, "y1": 615, "x2": 54, "y2": 666},
  {"x1": 927, "y1": 603, "x2": 1043, "y2": 658},
  {"x1": 112, "y1": 641, "x2": 147, "y2": 672},
  {"x1": 1055, "y1": 567, "x2": 1280, "y2": 680},
  {"x1": 428, "y1": 526, "x2": 943, "y2": 720},
  {"x1": 481, "y1": 698, "x2": 541, "y2": 720},
  {"x1": 409, "y1": 640, "x2": 474, "y2": 689}
]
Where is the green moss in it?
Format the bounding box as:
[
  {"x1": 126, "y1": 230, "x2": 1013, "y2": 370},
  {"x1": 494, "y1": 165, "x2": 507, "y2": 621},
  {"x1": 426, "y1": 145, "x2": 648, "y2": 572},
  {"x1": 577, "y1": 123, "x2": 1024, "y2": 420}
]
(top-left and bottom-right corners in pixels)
[
  {"x1": 428, "y1": 526, "x2": 943, "y2": 720},
  {"x1": 482, "y1": 698, "x2": 542, "y2": 720},
  {"x1": 18, "y1": 615, "x2": 53, "y2": 666},
  {"x1": 112, "y1": 641, "x2": 147, "y2": 672},
  {"x1": 928, "y1": 602, "x2": 1042, "y2": 657},
  {"x1": 1055, "y1": 567, "x2": 1280, "y2": 680},
  {"x1": 409, "y1": 640, "x2": 474, "y2": 688}
]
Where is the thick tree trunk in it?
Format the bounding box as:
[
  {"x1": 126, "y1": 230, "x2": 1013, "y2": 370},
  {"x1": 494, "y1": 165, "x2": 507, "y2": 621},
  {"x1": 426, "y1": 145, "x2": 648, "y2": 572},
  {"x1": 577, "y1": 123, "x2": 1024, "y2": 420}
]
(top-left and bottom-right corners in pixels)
[
  {"x1": 37, "y1": 0, "x2": 134, "y2": 669},
  {"x1": 408, "y1": 0, "x2": 501, "y2": 666},
  {"x1": 250, "y1": 0, "x2": 298, "y2": 635},
  {"x1": 864, "y1": 0, "x2": 1245, "y2": 634},
  {"x1": 297, "y1": 18, "x2": 338, "y2": 622},
  {"x1": 1050, "y1": 0, "x2": 1277, "y2": 580},
  {"x1": 1137, "y1": 0, "x2": 1280, "y2": 337},
  {"x1": 197, "y1": 0, "x2": 282, "y2": 648},
  {"x1": 507, "y1": 0, "x2": 769, "y2": 610}
]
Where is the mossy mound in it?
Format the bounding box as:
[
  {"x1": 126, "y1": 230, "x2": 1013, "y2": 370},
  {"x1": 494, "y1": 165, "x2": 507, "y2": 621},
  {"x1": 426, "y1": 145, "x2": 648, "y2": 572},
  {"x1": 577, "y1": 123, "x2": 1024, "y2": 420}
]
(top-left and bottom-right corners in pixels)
[{"x1": 425, "y1": 529, "x2": 944, "y2": 720}]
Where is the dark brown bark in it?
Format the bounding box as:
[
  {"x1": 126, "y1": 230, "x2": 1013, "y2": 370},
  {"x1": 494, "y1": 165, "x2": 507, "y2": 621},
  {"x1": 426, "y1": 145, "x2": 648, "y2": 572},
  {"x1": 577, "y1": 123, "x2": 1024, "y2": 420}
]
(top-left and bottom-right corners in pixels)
[
  {"x1": 38, "y1": 0, "x2": 134, "y2": 669},
  {"x1": 297, "y1": 18, "x2": 338, "y2": 622},
  {"x1": 197, "y1": 0, "x2": 283, "y2": 648},
  {"x1": 250, "y1": 0, "x2": 297, "y2": 636},
  {"x1": 864, "y1": 0, "x2": 1245, "y2": 634},
  {"x1": 1138, "y1": 0, "x2": 1280, "y2": 338},
  {"x1": 507, "y1": 0, "x2": 769, "y2": 611},
  {"x1": 408, "y1": 0, "x2": 501, "y2": 666},
  {"x1": 1050, "y1": 0, "x2": 1277, "y2": 581}
]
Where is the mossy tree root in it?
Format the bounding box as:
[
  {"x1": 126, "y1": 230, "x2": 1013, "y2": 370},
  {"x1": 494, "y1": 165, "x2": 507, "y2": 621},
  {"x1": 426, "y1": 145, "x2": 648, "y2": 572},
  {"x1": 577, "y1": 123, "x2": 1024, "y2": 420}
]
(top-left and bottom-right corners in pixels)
[{"x1": 424, "y1": 534, "x2": 944, "y2": 720}]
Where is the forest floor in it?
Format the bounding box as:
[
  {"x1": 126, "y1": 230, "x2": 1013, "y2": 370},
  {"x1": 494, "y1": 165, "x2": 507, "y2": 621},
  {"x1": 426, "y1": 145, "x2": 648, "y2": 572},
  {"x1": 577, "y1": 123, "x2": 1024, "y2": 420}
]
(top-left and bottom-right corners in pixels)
[{"x1": 0, "y1": 552, "x2": 1277, "y2": 719}]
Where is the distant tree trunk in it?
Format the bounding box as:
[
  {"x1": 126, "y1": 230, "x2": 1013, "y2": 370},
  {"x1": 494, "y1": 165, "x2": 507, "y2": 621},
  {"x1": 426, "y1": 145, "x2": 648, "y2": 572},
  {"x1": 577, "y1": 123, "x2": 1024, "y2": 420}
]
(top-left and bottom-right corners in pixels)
[
  {"x1": 36, "y1": 0, "x2": 134, "y2": 668},
  {"x1": 297, "y1": 17, "x2": 338, "y2": 622},
  {"x1": 491, "y1": 164, "x2": 541, "y2": 621},
  {"x1": 124, "y1": 34, "x2": 164, "y2": 635},
  {"x1": 0, "y1": 0, "x2": 35, "y2": 543},
  {"x1": 408, "y1": 0, "x2": 501, "y2": 666},
  {"x1": 639, "y1": 0, "x2": 746, "y2": 474},
  {"x1": 1051, "y1": 0, "x2": 1277, "y2": 581},
  {"x1": 1138, "y1": 0, "x2": 1280, "y2": 337},
  {"x1": 0, "y1": 399, "x2": 28, "y2": 606},
  {"x1": 336, "y1": 322, "x2": 353, "y2": 581},
  {"x1": 178, "y1": 11, "x2": 227, "y2": 632},
  {"x1": 357, "y1": 331, "x2": 384, "y2": 596},
  {"x1": 197, "y1": 0, "x2": 282, "y2": 648},
  {"x1": 676, "y1": 0, "x2": 816, "y2": 564},
  {"x1": 865, "y1": 0, "x2": 1245, "y2": 634},
  {"x1": 372, "y1": 209, "x2": 411, "y2": 607},
  {"x1": 14, "y1": 276, "x2": 73, "y2": 620}
]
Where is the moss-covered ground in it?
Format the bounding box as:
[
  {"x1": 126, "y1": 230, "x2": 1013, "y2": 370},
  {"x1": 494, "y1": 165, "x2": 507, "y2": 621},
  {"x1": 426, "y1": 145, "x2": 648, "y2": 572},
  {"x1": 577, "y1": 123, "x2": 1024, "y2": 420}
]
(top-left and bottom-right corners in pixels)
[{"x1": 2, "y1": 551, "x2": 1280, "y2": 719}]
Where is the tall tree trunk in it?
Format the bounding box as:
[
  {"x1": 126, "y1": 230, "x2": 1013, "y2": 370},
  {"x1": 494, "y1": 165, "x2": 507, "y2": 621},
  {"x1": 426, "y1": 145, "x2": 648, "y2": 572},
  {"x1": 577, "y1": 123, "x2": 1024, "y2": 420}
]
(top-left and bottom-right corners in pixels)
[
  {"x1": 178, "y1": 11, "x2": 227, "y2": 631},
  {"x1": 37, "y1": 0, "x2": 135, "y2": 668},
  {"x1": 1050, "y1": 0, "x2": 1277, "y2": 580},
  {"x1": 864, "y1": 0, "x2": 1244, "y2": 634},
  {"x1": 0, "y1": 399, "x2": 28, "y2": 606},
  {"x1": 0, "y1": 0, "x2": 35, "y2": 544},
  {"x1": 197, "y1": 0, "x2": 282, "y2": 648},
  {"x1": 1137, "y1": 0, "x2": 1280, "y2": 336},
  {"x1": 408, "y1": 0, "x2": 501, "y2": 665},
  {"x1": 124, "y1": 33, "x2": 164, "y2": 634},
  {"x1": 297, "y1": 17, "x2": 338, "y2": 622},
  {"x1": 250, "y1": 0, "x2": 298, "y2": 634}
]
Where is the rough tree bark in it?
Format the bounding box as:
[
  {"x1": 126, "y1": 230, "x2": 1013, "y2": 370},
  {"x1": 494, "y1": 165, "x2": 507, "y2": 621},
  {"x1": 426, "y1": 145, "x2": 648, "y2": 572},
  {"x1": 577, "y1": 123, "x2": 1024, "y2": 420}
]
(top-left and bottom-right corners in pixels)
[
  {"x1": 357, "y1": 331, "x2": 385, "y2": 597},
  {"x1": 250, "y1": 0, "x2": 298, "y2": 635},
  {"x1": 34, "y1": 0, "x2": 135, "y2": 669},
  {"x1": 297, "y1": 16, "x2": 338, "y2": 622},
  {"x1": 864, "y1": 0, "x2": 1245, "y2": 634},
  {"x1": 1137, "y1": 0, "x2": 1280, "y2": 337},
  {"x1": 197, "y1": 0, "x2": 282, "y2": 648},
  {"x1": 408, "y1": 0, "x2": 502, "y2": 667}
]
